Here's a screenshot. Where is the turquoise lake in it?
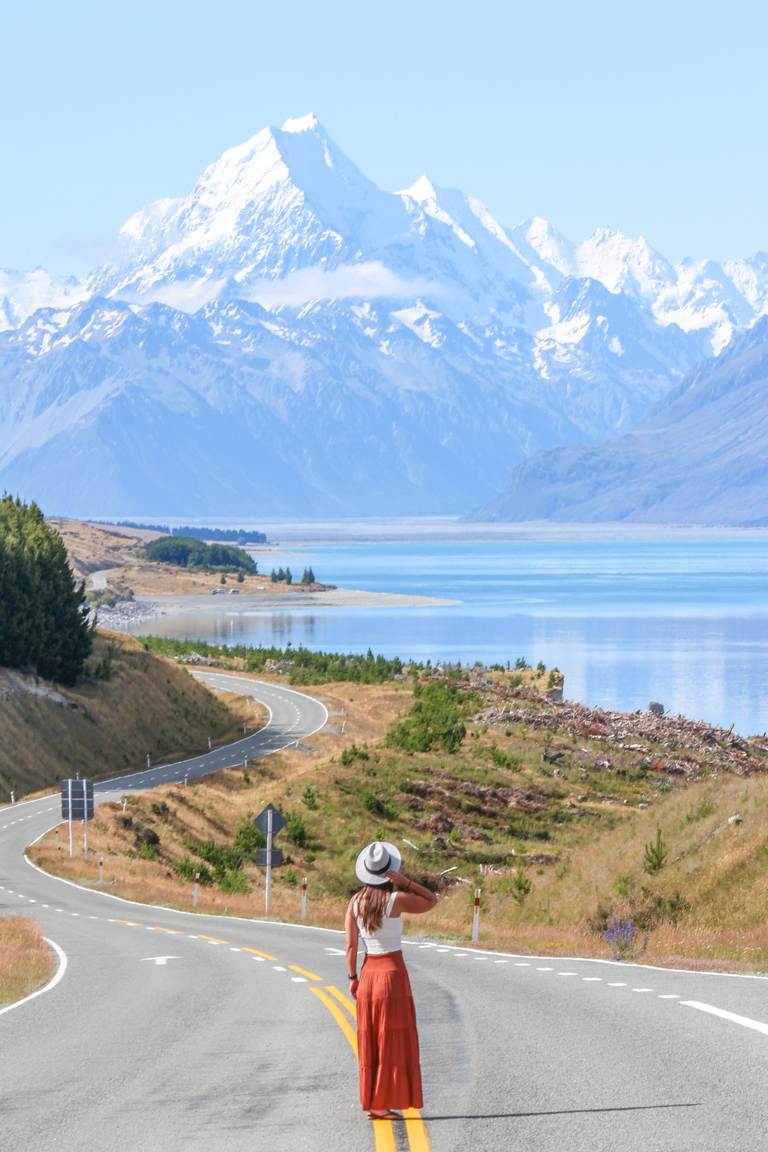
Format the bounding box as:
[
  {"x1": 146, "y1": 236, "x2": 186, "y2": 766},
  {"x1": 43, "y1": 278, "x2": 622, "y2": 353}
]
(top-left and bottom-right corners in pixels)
[{"x1": 133, "y1": 533, "x2": 768, "y2": 737}]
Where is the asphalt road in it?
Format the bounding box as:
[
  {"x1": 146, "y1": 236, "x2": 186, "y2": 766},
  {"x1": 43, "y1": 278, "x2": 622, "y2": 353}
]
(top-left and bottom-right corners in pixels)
[{"x1": 2, "y1": 673, "x2": 768, "y2": 1151}]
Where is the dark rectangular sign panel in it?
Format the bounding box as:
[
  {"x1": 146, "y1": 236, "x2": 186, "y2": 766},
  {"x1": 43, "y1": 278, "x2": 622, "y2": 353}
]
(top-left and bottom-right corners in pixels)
[
  {"x1": 61, "y1": 780, "x2": 94, "y2": 820},
  {"x1": 254, "y1": 848, "x2": 283, "y2": 868}
]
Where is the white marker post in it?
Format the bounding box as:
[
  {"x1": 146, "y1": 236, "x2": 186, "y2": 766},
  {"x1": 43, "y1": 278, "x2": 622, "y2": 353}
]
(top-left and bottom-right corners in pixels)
[
  {"x1": 10, "y1": 790, "x2": 14, "y2": 805},
  {"x1": 208, "y1": 736, "x2": 212, "y2": 751},
  {"x1": 146, "y1": 753, "x2": 151, "y2": 770},
  {"x1": 471, "y1": 888, "x2": 481, "y2": 943},
  {"x1": 243, "y1": 719, "x2": 247, "y2": 736},
  {"x1": 300, "y1": 876, "x2": 308, "y2": 920},
  {"x1": 98, "y1": 856, "x2": 104, "y2": 884},
  {"x1": 192, "y1": 872, "x2": 200, "y2": 908},
  {"x1": 67, "y1": 779, "x2": 74, "y2": 858},
  {"x1": 183, "y1": 772, "x2": 188, "y2": 787},
  {"x1": 265, "y1": 807, "x2": 273, "y2": 916}
]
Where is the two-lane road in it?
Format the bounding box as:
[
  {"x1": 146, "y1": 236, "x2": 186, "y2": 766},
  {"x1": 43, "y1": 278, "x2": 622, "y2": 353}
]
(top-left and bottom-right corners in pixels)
[{"x1": 2, "y1": 674, "x2": 768, "y2": 1151}]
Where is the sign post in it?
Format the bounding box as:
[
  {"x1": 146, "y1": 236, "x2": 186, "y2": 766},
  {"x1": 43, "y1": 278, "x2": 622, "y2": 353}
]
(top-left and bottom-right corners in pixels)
[
  {"x1": 61, "y1": 779, "x2": 94, "y2": 857},
  {"x1": 265, "y1": 806, "x2": 273, "y2": 914},
  {"x1": 68, "y1": 778, "x2": 73, "y2": 857},
  {"x1": 254, "y1": 804, "x2": 286, "y2": 916},
  {"x1": 300, "y1": 876, "x2": 308, "y2": 920}
]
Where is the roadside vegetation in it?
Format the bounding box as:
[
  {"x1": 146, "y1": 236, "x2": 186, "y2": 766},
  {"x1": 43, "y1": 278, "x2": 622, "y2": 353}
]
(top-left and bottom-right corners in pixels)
[
  {"x1": 29, "y1": 648, "x2": 768, "y2": 971},
  {"x1": 0, "y1": 917, "x2": 54, "y2": 1005}
]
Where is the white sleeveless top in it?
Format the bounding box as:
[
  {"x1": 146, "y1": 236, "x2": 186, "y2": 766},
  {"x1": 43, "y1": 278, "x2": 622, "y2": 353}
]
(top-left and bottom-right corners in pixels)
[{"x1": 354, "y1": 891, "x2": 402, "y2": 955}]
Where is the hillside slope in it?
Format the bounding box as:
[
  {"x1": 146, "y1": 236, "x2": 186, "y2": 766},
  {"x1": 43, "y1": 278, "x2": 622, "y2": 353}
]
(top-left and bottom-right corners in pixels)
[
  {"x1": 0, "y1": 633, "x2": 239, "y2": 799},
  {"x1": 478, "y1": 316, "x2": 768, "y2": 525},
  {"x1": 30, "y1": 658, "x2": 768, "y2": 970}
]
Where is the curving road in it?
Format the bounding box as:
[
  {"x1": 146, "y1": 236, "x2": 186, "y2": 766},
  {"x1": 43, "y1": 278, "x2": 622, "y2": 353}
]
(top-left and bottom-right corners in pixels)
[{"x1": 2, "y1": 674, "x2": 768, "y2": 1151}]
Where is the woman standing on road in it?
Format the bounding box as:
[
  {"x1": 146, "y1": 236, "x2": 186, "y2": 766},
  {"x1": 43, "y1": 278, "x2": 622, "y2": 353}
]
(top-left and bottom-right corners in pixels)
[{"x1": 345, "y1": 840, "x2": 438, "y2": 1121}]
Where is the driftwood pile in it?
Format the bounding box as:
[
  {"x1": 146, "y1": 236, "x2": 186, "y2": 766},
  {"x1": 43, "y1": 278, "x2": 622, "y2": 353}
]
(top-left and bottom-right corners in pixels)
[{"x1": 476, "y1": 691, "x2": 768, "y2": 779}]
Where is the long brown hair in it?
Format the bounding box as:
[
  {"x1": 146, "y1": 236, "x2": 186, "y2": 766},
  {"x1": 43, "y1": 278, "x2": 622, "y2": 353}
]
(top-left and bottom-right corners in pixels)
[{"x1": 356, "y1": 882, "x2": 394, "y2": 933}]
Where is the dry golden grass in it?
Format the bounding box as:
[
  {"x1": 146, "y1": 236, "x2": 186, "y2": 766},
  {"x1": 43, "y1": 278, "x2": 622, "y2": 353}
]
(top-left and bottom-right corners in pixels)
[
  {"x1": 0, "y1": 634, "x2": 241, "y2": 800},
  {"x1": 0, "y1": 916, "x2": 54, "y2": 1005},
  {"x1": 29, "y1": 676, "x2": 414, "y2": 920},
  {"x1": 27, "y1": 663, "x2": 768, "y2": 972}
]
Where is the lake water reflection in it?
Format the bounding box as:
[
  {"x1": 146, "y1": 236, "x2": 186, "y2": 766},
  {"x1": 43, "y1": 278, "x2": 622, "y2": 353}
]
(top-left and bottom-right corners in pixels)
[{"x1": 129, "y1": 536, "x2": 768, "y2": 736}]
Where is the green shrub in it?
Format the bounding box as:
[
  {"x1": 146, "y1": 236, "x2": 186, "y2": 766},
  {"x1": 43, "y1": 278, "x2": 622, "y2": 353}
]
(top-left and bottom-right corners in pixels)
[
  {"x1": 340, "y1": 744, "x2": 369, "y2": 766},
  {"x1": 643, "y1": 826, "x2": 668, "y2": 874},
  {"x1": 173, "y1": 856, "x2": 214, "y2": 884},
  {"x1": 359, "y1": 786, "x2": 396, "y2": 820},
  {"x1": 511, "y1": 863, "x2": 532, "y2": 903},
  {"x1": 219, "y1": 869, "x2": 250, "y2": 894},
  {"x1": 285, "y1": 813, "x2": 308, "y2": 848},
  {"x1": 386, "y1": 682, "x2": 466, "y2": 753},
  {"x1": 302, "y1": 785, "x2": 319, "y2": 810}
]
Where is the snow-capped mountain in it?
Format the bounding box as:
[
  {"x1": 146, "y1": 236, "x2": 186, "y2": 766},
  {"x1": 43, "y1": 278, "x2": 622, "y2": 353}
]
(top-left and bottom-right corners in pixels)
[
  {"x1": 1, "y1": 114, "x2": 767, "y2": 517},
  {"x1": 0, "y1": 268, "x2": 88, "y2": 332},
  {"x1": 477, "y1": 317, "x2": 768, "y2": 526}
]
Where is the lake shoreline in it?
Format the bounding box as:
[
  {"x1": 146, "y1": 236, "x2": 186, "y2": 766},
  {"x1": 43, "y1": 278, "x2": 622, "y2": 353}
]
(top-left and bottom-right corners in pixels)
[{"x1": 95, "y1": 584, "x2": 460, "y2": 630}]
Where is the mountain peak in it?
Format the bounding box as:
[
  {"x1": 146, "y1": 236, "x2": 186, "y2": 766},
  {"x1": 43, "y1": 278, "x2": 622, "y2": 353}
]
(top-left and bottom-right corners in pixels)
[
  {"x1": 403, "y1": 175, "x2": 439, "y2": 203},
  {"x1": 281, "y1": 112, "x2": 323, "y2": 135}
]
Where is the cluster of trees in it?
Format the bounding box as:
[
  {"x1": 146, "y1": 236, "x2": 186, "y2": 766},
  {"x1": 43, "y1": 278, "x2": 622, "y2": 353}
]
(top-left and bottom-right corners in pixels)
[
  {"x1": 270, "y1": 566, "x2": 293, "y2": 584},
  {"x1": 270, "y1": 566, "x2": 317, "y2": 585},
  {"x1": 144, "y1": 536, "x2": 257, "y2": 572},
  {"x1": 107, "y1": 521, "x2": 267, "y2": 544},
  {"x1": 140, "y1": 637, "x2": 405, "y2": 685},
  {"x1": 0, "y1": 496, "x2": 92, "y2": 684}
]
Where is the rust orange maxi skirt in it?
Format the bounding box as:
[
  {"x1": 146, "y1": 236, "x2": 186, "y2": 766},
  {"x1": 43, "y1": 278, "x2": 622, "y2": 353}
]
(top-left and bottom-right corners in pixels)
[{"x1": 356, "y1": 950, "x2": 423, "y2": 1111}]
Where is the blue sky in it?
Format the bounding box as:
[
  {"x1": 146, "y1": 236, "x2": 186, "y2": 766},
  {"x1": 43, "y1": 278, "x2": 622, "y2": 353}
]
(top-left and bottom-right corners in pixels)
[{"x1": 3, "y1": 0, "x2": 765, "y2": 275}]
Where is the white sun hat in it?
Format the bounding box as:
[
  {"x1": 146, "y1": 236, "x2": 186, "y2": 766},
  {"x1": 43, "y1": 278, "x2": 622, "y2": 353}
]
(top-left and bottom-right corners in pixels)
[{"x1": 355, "y1": 840, "x2": 402, "y2": 886}]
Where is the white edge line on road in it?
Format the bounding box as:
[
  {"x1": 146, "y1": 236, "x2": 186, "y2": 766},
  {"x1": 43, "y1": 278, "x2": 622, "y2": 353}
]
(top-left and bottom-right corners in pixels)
[
  {"x1": 0, "y1": 936, "x2": 68, "y2": 1018},
  {"x1": 21, "y1": 842, "x2": 768, "y2": 977},
  {"x1": 681, "y1": 1000, "x2": 768, "y2": 1036}
]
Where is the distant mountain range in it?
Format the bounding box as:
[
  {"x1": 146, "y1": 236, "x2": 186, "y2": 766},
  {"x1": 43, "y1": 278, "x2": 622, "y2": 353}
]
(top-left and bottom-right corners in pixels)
[
  {"x1": 1, "y1": 113, "x2": 767, "y2": 518},
  {"x1": 478, "y1": 318, "x2": 768, "y2": 526}
]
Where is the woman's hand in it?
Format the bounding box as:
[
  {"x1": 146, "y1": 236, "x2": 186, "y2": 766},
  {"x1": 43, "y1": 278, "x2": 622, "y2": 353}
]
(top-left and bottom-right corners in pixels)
[
  {"x1": 386, "y1": 869, "x2": 408, "y2": 887},
  {"x1": 349, "y1": 978, "x2": 359, "y2": 1001}
]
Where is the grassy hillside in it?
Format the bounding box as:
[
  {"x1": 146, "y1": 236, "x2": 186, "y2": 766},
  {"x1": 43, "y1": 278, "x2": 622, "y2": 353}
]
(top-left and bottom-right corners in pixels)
[
  {"x1": 29, "y1": 659, "x2": 768, "y2": 970},
  {"x1": 0, "y1": 632, "x2": 249, "y2": 800}
]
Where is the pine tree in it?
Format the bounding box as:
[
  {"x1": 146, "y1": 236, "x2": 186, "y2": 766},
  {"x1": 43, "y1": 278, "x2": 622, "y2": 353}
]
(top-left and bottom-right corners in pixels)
[{"x1": 0, "y1": 495, "x2": 92, "y2": 684}]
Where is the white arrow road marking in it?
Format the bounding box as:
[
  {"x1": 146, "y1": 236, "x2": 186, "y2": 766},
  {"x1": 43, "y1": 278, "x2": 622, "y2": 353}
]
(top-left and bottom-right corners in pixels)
[
  {"x1": 140, "y1": 956, "x2": 181, "y2": 966},
  {"x1": 323, "y1": 947, "x2": 346, "y2": 955}
]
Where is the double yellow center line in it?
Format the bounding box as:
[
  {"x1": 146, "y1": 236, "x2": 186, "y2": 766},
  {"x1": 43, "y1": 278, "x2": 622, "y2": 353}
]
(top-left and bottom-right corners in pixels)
[{"x1": 311, "y1": 985, "x2": 431, "y2": 1152}]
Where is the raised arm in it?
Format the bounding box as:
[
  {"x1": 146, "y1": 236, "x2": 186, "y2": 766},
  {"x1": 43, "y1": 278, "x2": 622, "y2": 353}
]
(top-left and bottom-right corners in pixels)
[
  {"x1": 386, "y1": 870, "x2": 438, "y2": 915},
  {"x1": 344, "y1": 897, "x2": 361, "y2": 999}
]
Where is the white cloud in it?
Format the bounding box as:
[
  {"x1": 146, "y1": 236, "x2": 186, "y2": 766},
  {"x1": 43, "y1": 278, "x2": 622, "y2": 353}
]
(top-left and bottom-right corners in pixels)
[
  {"x1": 242, "y1": 261, "x2": 438, "y2": 307},
  {"x1": 114, "y1": 262, "x2": 440, "y2": 315},
  {"x1": 117, "y1": 279, "x2": 226, "y2": 313}
]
